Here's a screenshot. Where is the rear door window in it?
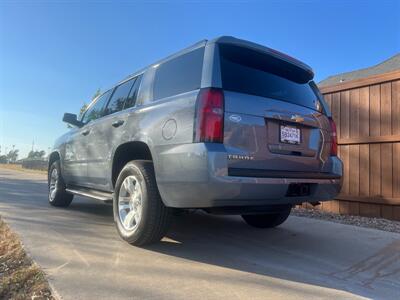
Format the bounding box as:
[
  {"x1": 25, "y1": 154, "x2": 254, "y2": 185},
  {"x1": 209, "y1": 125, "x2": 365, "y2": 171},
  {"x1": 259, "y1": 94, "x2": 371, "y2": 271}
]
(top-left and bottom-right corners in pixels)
[
  {"x1": 82, "y1": 90, "x2": 112, "y2": 124},
  {"x1": 153, "y1": 47, "x2": 204, "y2": 100},
  {"x1": 105, "y1": 78, "x2": 135, "y2": 115},
  {"x1": 219, "y1": 44, "x2": 322, "y2": 112}
]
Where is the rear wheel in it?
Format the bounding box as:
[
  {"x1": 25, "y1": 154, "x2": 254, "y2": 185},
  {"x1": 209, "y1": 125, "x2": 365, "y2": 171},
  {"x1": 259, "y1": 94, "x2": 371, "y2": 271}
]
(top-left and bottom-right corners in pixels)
[
  {"x1": 242, "y1": 208, "x2": 291, "y2": 228},
  {"x1": 113, "y1": 160, "x2": 172, "y2": 246},
  {"x1": 48, "y1": 161, "x2": 73, "y2": 207}
]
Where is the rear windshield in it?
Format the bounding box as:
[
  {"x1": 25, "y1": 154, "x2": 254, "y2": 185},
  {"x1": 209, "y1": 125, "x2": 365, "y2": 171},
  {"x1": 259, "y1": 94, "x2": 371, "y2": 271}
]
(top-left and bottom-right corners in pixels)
[{"x1": 219, "y1": 44, "x2": 322, "y2": 112}]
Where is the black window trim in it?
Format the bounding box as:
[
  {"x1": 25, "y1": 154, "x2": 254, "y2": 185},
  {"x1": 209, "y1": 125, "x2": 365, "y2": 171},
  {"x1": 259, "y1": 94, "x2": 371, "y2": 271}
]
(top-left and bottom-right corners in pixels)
[{"x1": 123, "y1": 74, "x2": 143, "y2": 110}]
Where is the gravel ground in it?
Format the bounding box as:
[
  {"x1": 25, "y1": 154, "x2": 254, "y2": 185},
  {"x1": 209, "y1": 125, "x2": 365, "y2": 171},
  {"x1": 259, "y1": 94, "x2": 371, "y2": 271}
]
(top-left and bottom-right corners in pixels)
[{"x1": 293, "y1": 207, "x2": 400, "y2": 234}]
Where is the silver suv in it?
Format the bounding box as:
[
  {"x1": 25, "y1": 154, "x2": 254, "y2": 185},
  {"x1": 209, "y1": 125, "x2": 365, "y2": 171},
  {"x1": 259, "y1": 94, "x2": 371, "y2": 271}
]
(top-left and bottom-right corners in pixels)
[{"x1": 48, "y1": 36, "x2": 343, "y2": 245}]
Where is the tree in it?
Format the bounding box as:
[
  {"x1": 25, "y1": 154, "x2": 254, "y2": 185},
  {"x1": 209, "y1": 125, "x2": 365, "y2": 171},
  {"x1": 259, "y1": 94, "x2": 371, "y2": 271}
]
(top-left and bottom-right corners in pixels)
[
  {"x1": 78, "y1": 103, "x2": 88, "y2": 119},
  {"x1": 0, "y1": 155, "x2": 7, "y2": 163},
  {"x1": 6, "y1": 149, "x2": 19, "y2": 163},
  {"x1": 27, "y1": 150, "x2": 46, "y2": 160},
  {"x1": 91, "y1": 88, "x2": 101, "y2": 100}
]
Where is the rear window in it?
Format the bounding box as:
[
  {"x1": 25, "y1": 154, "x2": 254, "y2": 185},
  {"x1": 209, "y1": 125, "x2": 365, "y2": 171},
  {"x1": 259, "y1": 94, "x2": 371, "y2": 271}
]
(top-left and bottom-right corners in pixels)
[
  {"x1": 153, "y1": 47, "x2": 204, "y2": 100},
  {"x1": 219, "y1": 44, "x2": 322, "y2": 112}
]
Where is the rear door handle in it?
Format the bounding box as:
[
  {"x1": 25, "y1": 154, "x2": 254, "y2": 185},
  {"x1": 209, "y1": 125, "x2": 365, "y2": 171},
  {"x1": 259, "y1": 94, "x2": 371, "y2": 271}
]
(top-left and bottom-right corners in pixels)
[
  {"x1": 81, "y1": 129, "x2": 90, "y2": 136},
  {"x1": 112, "y1": 120, "x2": 124, "y2": 128}
]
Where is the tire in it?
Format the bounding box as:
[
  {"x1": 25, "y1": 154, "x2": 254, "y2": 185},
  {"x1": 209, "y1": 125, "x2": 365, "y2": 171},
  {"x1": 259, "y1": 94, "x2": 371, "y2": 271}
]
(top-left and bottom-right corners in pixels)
[
  {"x1": 242, "y1": 208, "x2": 291, "y2": 228},
  {"x1": 48, "y1": 160, "x2": 73, "y2": 207},
  {"x1": 113, "y1": 160, "x2": 172, "y2": 246}
]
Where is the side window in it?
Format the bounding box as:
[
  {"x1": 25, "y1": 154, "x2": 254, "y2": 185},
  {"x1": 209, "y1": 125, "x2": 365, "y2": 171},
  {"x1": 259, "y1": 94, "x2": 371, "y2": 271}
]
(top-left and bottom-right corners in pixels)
[
  {"x1": 153, "y1": 47, "x2": 204, "y2": 100},
  {"x1": 81, "y1": 90, "x2": 112, "y2": 124},
  {"x1": 124, "y1": 75, "x2": 142, "y2": 109},
  {"x1": 105, "y1": 78, "x2": 135, "y2": 115}
]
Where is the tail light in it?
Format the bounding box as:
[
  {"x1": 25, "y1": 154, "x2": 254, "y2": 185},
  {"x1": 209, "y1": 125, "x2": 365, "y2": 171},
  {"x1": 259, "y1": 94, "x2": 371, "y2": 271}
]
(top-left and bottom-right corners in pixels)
[
  {"x1": 194, "y1": 88, "x2": 224, "y2": 143},
  {"x1": 329, "y1": 117, "x2": 338, "y2": 156}
]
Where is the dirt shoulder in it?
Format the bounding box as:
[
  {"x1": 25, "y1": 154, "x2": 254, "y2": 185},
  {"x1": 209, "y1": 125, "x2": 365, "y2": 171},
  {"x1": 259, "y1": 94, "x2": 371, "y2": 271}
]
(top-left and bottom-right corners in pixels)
[
  {"x1": 0, "y1": 164, "x2": 47, "y2": 175},
  {"x1": 0, "y1": 218, "x2": 55, "y2": 300}
]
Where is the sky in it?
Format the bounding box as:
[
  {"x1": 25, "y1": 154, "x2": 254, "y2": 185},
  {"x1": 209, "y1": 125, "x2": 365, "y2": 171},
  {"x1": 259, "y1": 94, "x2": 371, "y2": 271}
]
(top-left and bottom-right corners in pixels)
[{"x1": 0, "y1": 0, "x2": 399, "y2": 158}]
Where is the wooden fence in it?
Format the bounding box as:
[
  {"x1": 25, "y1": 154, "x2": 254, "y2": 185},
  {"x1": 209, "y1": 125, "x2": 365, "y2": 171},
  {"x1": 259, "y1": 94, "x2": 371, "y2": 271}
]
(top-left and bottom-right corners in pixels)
[{"x1": 315, "y1": 70, "x2": 400, "y2": 220}]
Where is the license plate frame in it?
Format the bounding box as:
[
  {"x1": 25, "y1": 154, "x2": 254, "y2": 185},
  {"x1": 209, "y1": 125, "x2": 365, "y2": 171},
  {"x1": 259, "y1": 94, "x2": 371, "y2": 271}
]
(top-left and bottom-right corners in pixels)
[{"x1": 280, "y1": 125, "x2": 301, "y2": 145}]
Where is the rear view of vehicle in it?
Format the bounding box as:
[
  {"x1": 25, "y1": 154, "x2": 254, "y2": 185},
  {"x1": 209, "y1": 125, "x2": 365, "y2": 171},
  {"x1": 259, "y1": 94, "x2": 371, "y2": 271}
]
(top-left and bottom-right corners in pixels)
[{"x1": 204, "y1": 38, "x2": 342, "y2": 227}]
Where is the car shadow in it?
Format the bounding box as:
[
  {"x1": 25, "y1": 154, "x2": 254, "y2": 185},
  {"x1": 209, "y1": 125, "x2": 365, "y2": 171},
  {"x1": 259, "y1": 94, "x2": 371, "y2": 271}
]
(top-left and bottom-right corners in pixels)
[{"x1": 142, "y1": 211, "x2": 398, "y2": 299}]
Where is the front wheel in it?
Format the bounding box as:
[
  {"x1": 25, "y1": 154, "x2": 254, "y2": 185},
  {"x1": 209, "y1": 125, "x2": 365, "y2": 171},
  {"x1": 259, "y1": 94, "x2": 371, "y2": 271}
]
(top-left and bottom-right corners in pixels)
[
  {"x1": 113, "y1": 160, "x2": 172, "y2": 246},
  {"x1": 48, "y1": 161, "x2": 73, "y2": 207},
  {"x1": 242, "y1": 208, "x2": 291, "y2": 228}
]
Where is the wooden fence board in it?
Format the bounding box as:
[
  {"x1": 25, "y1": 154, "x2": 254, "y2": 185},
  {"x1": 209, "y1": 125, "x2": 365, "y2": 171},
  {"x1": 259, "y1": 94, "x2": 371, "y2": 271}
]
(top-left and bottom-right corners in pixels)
[
  {"x1": 382, "y1": 205, "x2": 393, "y2": 220},
  {"x1": 359, "y1": 144, "x2": 370, "y2": 196},
  {"x1": 394, "y1": 143, "x2": 400, "y2": 197},
  {"x1": 381, "y1": 144, "x2": 392, "y2": 197},
  {"x1": 381, "y1": 82, "x2": 392, "y2": 135},
  {"x1": 349, "y1": 145, "x2": 360, "y2": 195},
  {"x1": 359, "y1": 86, "x2": 370, "y2": 137},
  {"x1": 339, "y1": 201, "x2": 350, "y2": 215},
  {"x1": 348, "y1": 202, "x2": 360, "y2": 215},
  {"x1": 393, "y1": 80, "x2": 400, "y2": 134},
  {"x1": 369, "y1": 144, "x2": 381, "y2": 197},
  {"x1": 340, "y1": 90, "x2": 350, "y2": 139},
  {"x1": 350, "y1": 89, "x2": 360, "y2": 137},
  {"x1": 369, "y1": 85, "x2": 381, "y2": 137},
  {"x1": 331, "y1": 92, "x2": 341, "y2": 137},
  {"x1": 359, "y1": 203, "x2": 381, "y2": 218},
  {"x1": 340, "y1": 145, "x2": 350, "y2": 195},
  {"x1": 394, "y1": 207, "x2": 400, "y2": 221},
  {"x1": 325, "y1": 94, "x2": 332, "y2": 110}
]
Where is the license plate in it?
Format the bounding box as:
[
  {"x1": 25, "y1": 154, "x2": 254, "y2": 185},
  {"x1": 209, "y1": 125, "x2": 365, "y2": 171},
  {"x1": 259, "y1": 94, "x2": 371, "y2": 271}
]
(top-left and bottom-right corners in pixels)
[{"x1": 280, "y1": 125, "x2": 301, "y2": 144}]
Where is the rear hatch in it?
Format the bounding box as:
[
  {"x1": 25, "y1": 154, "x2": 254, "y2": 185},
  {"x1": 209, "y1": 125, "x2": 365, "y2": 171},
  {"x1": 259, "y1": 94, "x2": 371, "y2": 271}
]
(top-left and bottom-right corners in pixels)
[{"x1": 218, "y1": 43, "x2": 333, "y2": 177}]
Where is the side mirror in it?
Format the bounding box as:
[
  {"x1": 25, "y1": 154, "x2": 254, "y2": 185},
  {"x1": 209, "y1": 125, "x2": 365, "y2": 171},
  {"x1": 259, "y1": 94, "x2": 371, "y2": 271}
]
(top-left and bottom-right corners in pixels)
[{"x1": 63, "y1": 113, "x2": 83, "y2": 128}]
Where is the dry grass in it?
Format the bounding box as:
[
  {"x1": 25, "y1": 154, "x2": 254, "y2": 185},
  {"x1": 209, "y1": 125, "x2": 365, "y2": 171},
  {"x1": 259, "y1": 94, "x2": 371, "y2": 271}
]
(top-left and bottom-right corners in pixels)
[
  {"x1": 0, "y1": 164, "x2": 47, "y2": 174},
  {"x1": 0, "y1": 218, "x2": 54, "y2": 300}
]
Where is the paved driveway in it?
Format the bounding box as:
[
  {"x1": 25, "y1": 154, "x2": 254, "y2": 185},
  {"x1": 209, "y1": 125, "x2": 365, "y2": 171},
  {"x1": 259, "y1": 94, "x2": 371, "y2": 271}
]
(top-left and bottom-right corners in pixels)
[{"x1": 0, "y1": 168, "x2": 399, "y2": 299}]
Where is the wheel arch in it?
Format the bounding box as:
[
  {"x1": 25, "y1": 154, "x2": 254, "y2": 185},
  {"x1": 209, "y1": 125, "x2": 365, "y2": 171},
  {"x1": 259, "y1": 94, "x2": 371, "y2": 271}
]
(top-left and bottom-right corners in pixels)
[
  {"x1": 111, "y1": 141, "x2": 154, "y2": 189},
  {"x1": 48, "y1": 151, "x2": 62, "y2": 180},
  {"x1": 48, "y1": 151, "x2": 61, "y2": 170}
]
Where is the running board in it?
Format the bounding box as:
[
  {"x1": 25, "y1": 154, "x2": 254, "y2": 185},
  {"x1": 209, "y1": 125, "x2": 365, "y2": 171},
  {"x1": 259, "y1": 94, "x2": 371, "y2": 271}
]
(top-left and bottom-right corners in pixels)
[{"x1": 66, "y1": 187, "x2": 113, "y2": 203}]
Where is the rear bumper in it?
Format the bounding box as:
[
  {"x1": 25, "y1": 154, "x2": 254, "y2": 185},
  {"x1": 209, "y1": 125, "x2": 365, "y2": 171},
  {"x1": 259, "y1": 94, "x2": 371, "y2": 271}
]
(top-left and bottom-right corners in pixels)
[{"x1": 154, "y1": 143, "x2": 343, "y2": 209}]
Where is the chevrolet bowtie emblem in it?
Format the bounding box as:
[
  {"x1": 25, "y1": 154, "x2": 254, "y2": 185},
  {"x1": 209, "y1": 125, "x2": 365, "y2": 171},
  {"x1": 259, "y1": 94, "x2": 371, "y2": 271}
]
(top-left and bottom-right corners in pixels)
[{"x1": 291, "y1": 115, "x2": 304, "y2": 122}]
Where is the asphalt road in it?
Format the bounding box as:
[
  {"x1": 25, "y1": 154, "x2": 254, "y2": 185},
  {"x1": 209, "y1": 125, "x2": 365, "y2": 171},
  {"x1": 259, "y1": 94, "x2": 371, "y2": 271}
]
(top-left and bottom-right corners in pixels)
[{"x1": 0, "y1": 168, "x2": 399, "y2": 300}]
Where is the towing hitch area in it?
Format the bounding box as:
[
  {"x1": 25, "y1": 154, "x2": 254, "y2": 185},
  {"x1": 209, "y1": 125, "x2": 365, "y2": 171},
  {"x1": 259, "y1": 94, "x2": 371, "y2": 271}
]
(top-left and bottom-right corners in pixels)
[{"x1": 286, "y1": 183, "x2": 312, "y2": 197}]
